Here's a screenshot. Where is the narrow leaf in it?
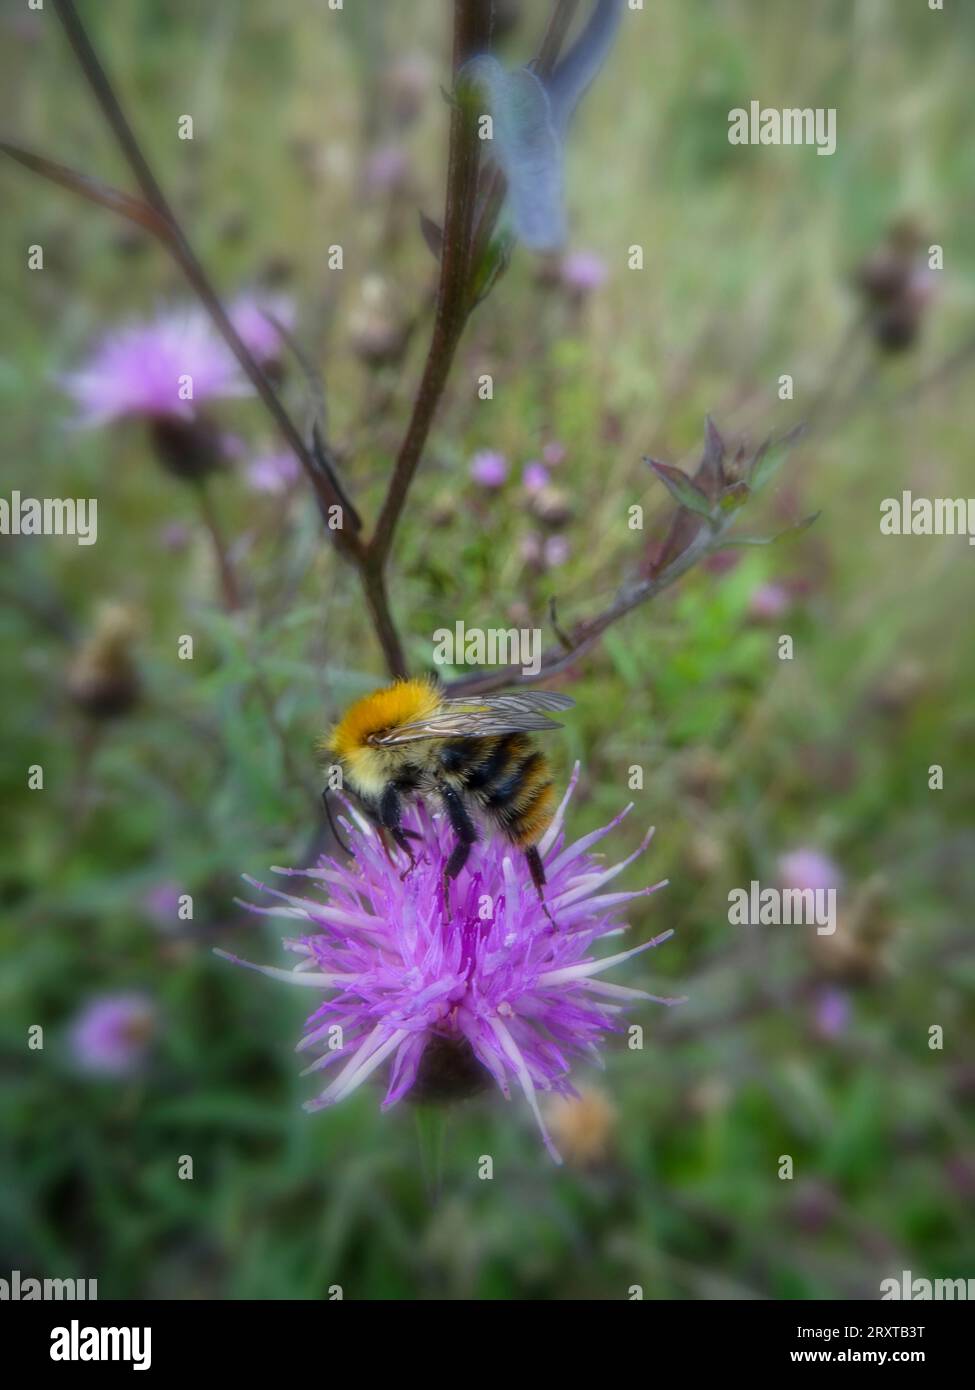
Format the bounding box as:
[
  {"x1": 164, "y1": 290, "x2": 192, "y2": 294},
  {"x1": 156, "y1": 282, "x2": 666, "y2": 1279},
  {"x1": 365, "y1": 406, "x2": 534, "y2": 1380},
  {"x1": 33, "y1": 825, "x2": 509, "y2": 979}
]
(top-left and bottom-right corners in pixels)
[
  {"x1": 749, "y1": 423, "x2": 806, "y2": 491},
  {"x1": 716, "y1": 512, "x2": 821, "y2": 548},
  {"x1": 419, "y1": 210, "x2": 443, "y2": 261},
  {"x1": 698, "y1": 413, "x2": 727, "y2": 497},
  {"x1": 0, "y1": 140, "x2": 172, "y2": 241},
  {"x1": 646, "y1": 458, "x2": 715, "y2": 518},
  {"x1": 468, "y1": 228, "x2": 515, "y2": 307}
]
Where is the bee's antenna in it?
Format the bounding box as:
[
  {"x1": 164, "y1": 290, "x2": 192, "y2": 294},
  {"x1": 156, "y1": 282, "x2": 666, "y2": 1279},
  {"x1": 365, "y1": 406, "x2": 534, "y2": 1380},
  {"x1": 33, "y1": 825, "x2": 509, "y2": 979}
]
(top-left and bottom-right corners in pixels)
[{"x1": 321, "y1": 789, "x2": 352, "y2": 857}]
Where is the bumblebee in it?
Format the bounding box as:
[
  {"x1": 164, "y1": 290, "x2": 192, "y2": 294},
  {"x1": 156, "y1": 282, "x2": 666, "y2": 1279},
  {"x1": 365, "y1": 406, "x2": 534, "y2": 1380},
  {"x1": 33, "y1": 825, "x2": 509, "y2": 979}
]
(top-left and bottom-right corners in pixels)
[{"x1": 322, "y1": 678, "x2": 574, "y2": 914}]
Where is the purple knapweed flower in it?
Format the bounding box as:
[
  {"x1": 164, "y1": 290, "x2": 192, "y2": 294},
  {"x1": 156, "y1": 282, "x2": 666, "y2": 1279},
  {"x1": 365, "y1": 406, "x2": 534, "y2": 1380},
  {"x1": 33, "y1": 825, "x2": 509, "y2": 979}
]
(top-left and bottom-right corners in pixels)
[
  {"x1": 245, "y1": 450, "x2": 301, "y2": 495},
  {"x1": 813, "y1": 986, "x2": 850, "y2": 1039},
  {"x1": 158, "y1": 522, "x2": 191, "y2": 552},
  {"x1": 227, "y1": 293, "x2": 295, "y2": 367},
  {"x1": 363, "y1": 142, "x2": 412, "y2": 195},
  {"x1": 68, "y1": 992, "x2": 156, "y2": 1076},
  {"x1": 561, "y1": 250, "x2": 608, "y2": 295},
  {"x1": 748, "y1": 581, "x2": 792, "y2": 622},
  {"x1": 218, "y1": 767, "x2": 680, "y2": 1161},
  {"x1": 778, "y1": 848, "x2": 844, "y2": 895},
  {"x1": 143, "y1": 881, "x2": 183, "y2": 931},
  {"x1": 522, "y1": 461, "x2": 551, "y2": 493},
  {"x1": 469, "y1": 449, "x2": 508, "y2": 488},
  {"x1": 60, "y1": 307, "x2": 251, "y2": 427},
  {"x1": 543, "y1": 535, "x2": 572, "y2": 568}
]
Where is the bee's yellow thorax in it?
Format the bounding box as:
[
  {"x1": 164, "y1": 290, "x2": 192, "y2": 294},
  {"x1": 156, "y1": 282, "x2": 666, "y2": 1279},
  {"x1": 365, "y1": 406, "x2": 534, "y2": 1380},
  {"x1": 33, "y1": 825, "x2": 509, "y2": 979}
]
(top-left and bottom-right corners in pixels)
[{"x1": 324, "y1": 678, "x2": 441, "y2": 796}]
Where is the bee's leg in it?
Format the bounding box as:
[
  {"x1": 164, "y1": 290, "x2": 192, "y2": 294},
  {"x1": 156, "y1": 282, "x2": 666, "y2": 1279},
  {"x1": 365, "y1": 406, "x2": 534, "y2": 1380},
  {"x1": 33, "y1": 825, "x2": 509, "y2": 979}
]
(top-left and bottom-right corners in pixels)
[
  {"x1": 378, "y1": 785, "x2": 417, "y2": 878},
  {"x1": 525, "y1": 845, "x2": 557, "y2": 927},
  {"x1": 320, "y1": 789, "x2": 352, "y2": 855},
  {"x1": 438, "y1": 784, "x2": 478, "y2": 914}
]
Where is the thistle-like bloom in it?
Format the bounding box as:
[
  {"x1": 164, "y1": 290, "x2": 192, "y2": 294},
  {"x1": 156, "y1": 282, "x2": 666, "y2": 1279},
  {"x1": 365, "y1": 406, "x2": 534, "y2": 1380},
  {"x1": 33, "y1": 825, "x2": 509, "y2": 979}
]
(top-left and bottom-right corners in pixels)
[
  {"x1": 778, "y1": 848, "x2": 843, "y2": 895},
  {"x1": 60, "y1": 307, "x2": 251, "y2": 427},
  {"x1": 245, "y1": 449, "x2": 301, "y2": 495},
  {"x1": 219, "y1": 767, "x2": 680, "y2": 1162},
  {"x1": 227, "y1": 293, "x2": 295, "y2": 368},
  {"x1": 68, "y1": 992, "x2": 156, "y2": 1076},
  {"x1": 561, "y1": 249, "x2": 608, "y2": 295},
  {"x1": 469, "y1": 449, "x2": 508, "y2": 488}
]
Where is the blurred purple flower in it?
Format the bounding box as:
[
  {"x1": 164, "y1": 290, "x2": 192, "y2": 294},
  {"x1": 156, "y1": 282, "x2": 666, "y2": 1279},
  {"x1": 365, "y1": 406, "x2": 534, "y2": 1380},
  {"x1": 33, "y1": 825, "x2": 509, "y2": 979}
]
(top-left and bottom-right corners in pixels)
[
  {"x1": 60, "y1": 308, "x2": 251, "y2": 427},
  {"x1": 703, "y1": 549, "x2": 742, "y2": 576},
  {"x1": 143, "y1": 882, "x2": 183, "y2": 930},
  {"x1": 543, "y1": 535, "x2": 571, "y2": 568},
  {"x1": 69, "y1": 993, "x2": 156, "y2": 1076},
  {"x1": 519, "y1": 532, "x2": 543, "y2": 567},
  {"x1": 561, "y1": 250, "x2": 608, "y2": 295},
  {"x1": 748, "y1": 581, "x2": 792, "y2": 622},
  {"x1": 542, "y1": 441, "x2": 567, "y2": 468},
  {"x1": 522, "y1": 461, "x2": 551, "y2": 493},
  {"x1": 158, "y1": 522, "x2": 191, "y2": 552},
  {"x1": 246, "y1": 450, "x2": 301, "y2": 495},
  {"x1": 813, "y1": 986, "x2": 850, "y2": 1039},
  {"x1": 778, "y1": 848, "x2": 844, "y2": 895},
  {"x1": 219, "y1": 769, "x2": 679, "y2": 1161},
  {"x1": 228, "y1": 293, "x2": 295, "y2": 366},
  {"x1": 470, "y1": 449, "x2": 508, "y2": 488},
  {"x1": 364, "y1": 143, "x2": 412, "y2": 195}
]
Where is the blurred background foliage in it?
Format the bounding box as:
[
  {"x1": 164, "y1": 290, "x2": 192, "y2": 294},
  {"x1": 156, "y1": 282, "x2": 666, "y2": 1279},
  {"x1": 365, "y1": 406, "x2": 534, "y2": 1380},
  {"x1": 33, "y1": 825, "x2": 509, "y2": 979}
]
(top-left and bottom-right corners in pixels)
[{"x1": 1, "y1": 0, "x2": 973, "y2": 1299}]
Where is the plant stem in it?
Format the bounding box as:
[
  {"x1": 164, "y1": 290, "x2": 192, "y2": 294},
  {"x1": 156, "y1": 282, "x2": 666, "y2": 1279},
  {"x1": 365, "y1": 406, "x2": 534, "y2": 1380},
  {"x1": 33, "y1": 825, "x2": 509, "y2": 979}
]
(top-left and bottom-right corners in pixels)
[
  {"x1": 414, "y1": 1106, "x2": 449, "y2": 1206},
  {"x1": 195, "y1": 480, "x2": 242, "y2": 612},
  {"x1": 366, "y1": 0, "x2": 491, "y2": 571},
  {"x1": 536, "y1": 0, "x2": 581, "y2": 76},
  {"x1": 50, "y1": 0, "x2": 362, "y2": 557},
  {"x1": 446, "y1": 526, "x2": 716, "y2": 695}
]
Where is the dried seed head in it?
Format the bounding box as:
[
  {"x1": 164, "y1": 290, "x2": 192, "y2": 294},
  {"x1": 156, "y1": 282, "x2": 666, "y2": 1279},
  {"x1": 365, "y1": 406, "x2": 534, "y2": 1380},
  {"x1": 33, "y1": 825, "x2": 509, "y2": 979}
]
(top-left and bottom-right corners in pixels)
[{"x1": 67, "y1": 601, "x2": 142, "y2": 719}]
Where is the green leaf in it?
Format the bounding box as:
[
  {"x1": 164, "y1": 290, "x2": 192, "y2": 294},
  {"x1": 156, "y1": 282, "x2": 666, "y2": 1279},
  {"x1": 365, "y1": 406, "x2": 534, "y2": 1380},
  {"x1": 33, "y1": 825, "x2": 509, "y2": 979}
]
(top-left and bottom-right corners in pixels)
[
  {"x1": 646, "y1": 458, "x2": 715, "y2": 518},
  {"x1": 749, "y1": 424, "x2": 806, "y2": 491},
  {"x1": 468, "y1": 228, "x2": 515, "y2": 307},
  {"x1": 716, "y1": 512, "x2": 821, "y2": 547}
]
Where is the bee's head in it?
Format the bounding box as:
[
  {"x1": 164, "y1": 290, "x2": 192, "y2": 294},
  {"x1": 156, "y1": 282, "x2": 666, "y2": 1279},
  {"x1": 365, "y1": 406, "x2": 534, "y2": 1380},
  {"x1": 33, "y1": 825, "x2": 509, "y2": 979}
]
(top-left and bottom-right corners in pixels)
[
  {"x1": 326, "y1": 679, "x2": 439, "y2": 756},
  {"x1": 321, "y1": 678, "x2": 440, "y2": 795}
]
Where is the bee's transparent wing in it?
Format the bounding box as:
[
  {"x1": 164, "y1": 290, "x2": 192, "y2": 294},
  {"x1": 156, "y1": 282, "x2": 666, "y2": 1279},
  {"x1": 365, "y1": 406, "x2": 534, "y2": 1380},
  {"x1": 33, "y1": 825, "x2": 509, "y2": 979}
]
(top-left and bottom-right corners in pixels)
[
  {"x1": 462, "y1": 691, "x2": 575, "y2": 715},
  {"x1": 369, "y1": 689, "x2": 575, "y2": 745}
]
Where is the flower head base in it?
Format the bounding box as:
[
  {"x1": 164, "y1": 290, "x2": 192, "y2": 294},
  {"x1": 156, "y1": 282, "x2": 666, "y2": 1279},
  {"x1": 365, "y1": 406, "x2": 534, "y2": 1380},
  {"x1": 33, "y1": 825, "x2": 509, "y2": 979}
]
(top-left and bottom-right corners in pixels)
[{"x1": 219, "y1": 767, "x2": 681, "y2": 1162}]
